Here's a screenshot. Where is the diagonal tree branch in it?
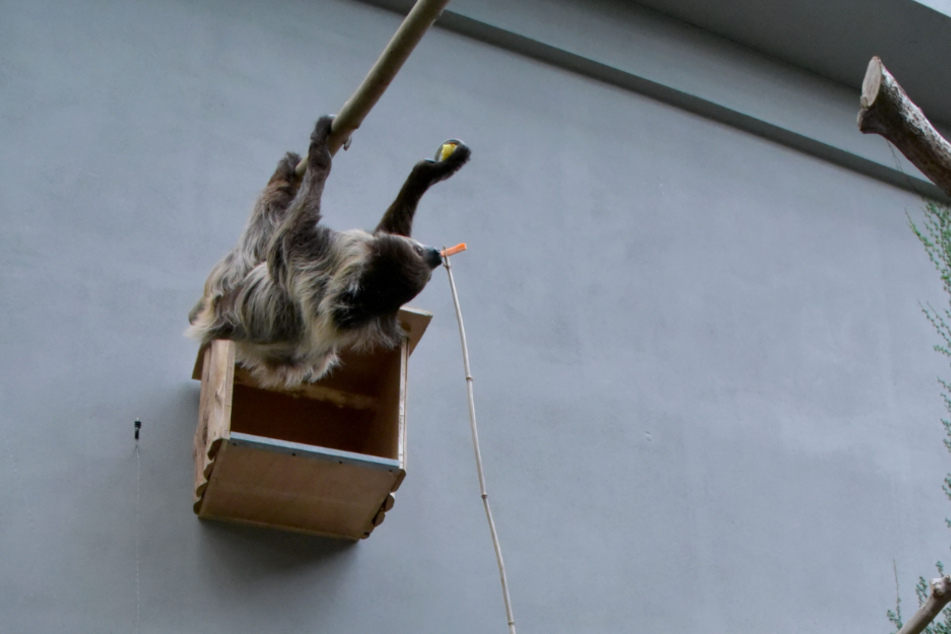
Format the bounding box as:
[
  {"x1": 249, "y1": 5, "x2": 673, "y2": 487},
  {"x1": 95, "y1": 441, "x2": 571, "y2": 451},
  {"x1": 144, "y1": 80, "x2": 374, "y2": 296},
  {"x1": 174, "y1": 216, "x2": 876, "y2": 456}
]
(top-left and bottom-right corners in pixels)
[{"x1": 295, "y1": 0, "x2": 452, "y2": 175}]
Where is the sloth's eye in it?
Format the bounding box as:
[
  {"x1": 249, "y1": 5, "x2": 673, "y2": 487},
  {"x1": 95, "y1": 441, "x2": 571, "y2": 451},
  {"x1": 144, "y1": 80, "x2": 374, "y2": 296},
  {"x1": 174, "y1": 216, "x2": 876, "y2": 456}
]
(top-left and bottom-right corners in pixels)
[{"x1": 413, "y1": 245, "x2": 423, "y2": 255}]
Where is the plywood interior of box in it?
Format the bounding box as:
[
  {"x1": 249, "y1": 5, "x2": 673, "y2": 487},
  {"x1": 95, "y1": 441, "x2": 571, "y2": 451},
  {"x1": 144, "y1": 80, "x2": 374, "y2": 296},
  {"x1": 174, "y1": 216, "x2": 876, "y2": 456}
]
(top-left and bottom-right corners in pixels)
[{"x1": 230, "y1": 345, "x2": 402, "y2": 460}]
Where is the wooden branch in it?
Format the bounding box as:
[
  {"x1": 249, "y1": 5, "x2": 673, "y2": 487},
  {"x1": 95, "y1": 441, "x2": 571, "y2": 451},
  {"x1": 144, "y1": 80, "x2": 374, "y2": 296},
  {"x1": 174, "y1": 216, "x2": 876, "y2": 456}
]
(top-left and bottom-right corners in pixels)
[
  {"x1": 858, "y1": 56, "x2": 951, "y2": 198},
  {"x1": 897, "y1": 576, "x2": 951, "y2": 634},
  {"x1": 295, "y1": 0, "x2": 452, "y2": 176}
]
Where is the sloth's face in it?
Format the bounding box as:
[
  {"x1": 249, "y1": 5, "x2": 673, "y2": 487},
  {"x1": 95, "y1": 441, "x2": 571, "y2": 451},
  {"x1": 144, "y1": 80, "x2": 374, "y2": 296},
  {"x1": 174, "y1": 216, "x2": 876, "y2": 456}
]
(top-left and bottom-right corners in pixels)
[
  {"x1": 360, "y1": 235, "x2": 442, "y2": 310},
  {"x1": 409, "y1": 241, "x2": 443, "y2": 271},
  {"x1": 390, "y1": 237, "x2": 440, "y2": 288}
]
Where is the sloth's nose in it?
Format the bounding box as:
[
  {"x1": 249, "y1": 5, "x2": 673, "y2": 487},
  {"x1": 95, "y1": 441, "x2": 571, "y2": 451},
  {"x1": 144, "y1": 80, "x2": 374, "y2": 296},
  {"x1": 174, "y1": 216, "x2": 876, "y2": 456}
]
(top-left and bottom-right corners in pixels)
[{"x1": 423, "y1": 246, "x2": 442, "y2": 269}]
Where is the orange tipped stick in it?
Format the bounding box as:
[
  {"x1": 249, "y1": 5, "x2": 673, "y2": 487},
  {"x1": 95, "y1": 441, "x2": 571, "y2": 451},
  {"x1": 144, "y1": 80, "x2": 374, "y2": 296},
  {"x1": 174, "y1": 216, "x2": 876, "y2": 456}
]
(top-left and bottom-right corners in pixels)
[{"x1": 441, "y1": 243, "x2": 467, "y2": 257}]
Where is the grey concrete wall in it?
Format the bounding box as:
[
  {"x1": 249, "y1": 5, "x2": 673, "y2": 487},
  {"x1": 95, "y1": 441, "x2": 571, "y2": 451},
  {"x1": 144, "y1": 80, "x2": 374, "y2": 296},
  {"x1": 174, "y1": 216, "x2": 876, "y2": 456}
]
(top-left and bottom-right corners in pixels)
[
  {"x1": 2, "y1": 0, "x2": 949, "y2": 631},
  {"x1": 371, "y1": 0, "x2": 951, "y2": 200}
]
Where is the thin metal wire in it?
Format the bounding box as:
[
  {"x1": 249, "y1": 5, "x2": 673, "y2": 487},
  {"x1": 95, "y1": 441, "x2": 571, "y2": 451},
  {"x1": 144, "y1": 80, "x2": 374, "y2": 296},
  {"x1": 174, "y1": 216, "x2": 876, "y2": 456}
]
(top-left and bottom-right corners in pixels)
[{"x1": 443, "y1": 252, "x2": 516, "y2": 634}]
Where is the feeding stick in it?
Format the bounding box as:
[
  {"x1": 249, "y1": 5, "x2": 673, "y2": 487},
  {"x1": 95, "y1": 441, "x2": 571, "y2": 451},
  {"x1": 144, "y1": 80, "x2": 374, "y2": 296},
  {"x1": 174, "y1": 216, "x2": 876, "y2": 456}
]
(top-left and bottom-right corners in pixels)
[{"x1": 443, "y1": 249, "x2": 517, "y2": 634}]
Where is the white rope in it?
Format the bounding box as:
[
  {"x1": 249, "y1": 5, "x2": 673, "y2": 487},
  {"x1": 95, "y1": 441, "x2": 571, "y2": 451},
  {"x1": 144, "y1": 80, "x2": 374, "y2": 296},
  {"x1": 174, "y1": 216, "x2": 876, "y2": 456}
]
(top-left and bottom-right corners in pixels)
[{"x1": 442, "y1": 252, "x2": 517, "y2": 634}]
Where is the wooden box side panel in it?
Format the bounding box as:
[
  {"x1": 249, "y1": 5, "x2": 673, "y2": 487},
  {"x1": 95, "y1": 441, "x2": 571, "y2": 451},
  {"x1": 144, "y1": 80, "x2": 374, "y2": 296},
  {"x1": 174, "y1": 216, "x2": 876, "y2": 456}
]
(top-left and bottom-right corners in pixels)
[
  {"x1": 197, "y1": 440, "x2": 402, "y2": 539},
  {"x1": 364, "y1": 340, "x2": 408, "y2": 471},
  {"x1": 357, "y1": 308, "x2": 428, "y2": 468},
  {"x1": 193, "y1": 340, "x2": 235, "y2": 502},
  {"x1": 399, "y1": 307, "x2": 432, "y2": 356}
]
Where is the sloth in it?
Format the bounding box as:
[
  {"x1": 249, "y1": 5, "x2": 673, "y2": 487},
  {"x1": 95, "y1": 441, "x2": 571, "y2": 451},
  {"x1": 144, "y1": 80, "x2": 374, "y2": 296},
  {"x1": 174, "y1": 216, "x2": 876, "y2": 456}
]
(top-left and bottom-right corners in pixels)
[{"x1": 187, "y1": 114, "x2": 470, "y2": 388}]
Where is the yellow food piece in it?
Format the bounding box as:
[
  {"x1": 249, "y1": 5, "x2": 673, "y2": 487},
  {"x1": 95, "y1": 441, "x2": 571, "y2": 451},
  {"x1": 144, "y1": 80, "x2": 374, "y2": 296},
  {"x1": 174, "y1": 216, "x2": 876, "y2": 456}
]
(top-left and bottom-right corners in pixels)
[{"x1": 439, "y1": 142, "x2": 457, "y2": 161}]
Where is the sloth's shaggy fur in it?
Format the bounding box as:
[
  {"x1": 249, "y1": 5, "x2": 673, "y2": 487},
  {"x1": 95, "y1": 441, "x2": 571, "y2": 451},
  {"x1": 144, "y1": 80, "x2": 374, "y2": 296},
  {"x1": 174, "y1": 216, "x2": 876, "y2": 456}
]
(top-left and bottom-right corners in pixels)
[{"x1": 187, "y1": 115, "x2": 470, "y2": 387}]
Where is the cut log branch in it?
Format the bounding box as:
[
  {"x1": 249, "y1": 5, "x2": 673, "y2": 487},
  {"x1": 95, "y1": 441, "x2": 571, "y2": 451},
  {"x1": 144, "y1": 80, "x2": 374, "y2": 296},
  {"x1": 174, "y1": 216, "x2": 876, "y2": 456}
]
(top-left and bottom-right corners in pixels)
[
  {"x1": 295, "y1": 0, "x2": 452, "y2": 176},
  {"x1": 858, "y1": 57, "x2": 951, "y2": 634},
  {"x1": 858, "y1": 56, "x2": 951, "y2": 198},
  {"x1": 897, "y1": 575, "x2": 951, "y2": 634}
]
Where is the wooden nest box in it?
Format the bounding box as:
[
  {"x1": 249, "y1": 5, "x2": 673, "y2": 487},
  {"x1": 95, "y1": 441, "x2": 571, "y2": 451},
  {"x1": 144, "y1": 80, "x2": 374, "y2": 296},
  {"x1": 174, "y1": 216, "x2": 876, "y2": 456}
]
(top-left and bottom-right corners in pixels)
[{"x1": 192, "y1": 307, "x2": 432, "y2": 540}]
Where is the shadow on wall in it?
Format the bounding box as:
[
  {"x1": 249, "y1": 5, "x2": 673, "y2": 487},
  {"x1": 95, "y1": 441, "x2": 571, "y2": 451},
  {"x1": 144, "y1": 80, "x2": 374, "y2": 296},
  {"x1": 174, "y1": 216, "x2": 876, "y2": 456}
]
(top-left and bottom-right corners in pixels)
[{"x1": 198, "y1": 520, "x2": 357, "y2": 576}]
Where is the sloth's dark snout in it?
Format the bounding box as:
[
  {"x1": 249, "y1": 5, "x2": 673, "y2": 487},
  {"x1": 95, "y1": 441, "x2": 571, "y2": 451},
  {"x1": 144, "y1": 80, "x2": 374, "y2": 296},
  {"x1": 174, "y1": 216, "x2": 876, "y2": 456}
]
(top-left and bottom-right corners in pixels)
[{"x1": 423, "y1": 246, "x2": 442, "y2": 269}]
